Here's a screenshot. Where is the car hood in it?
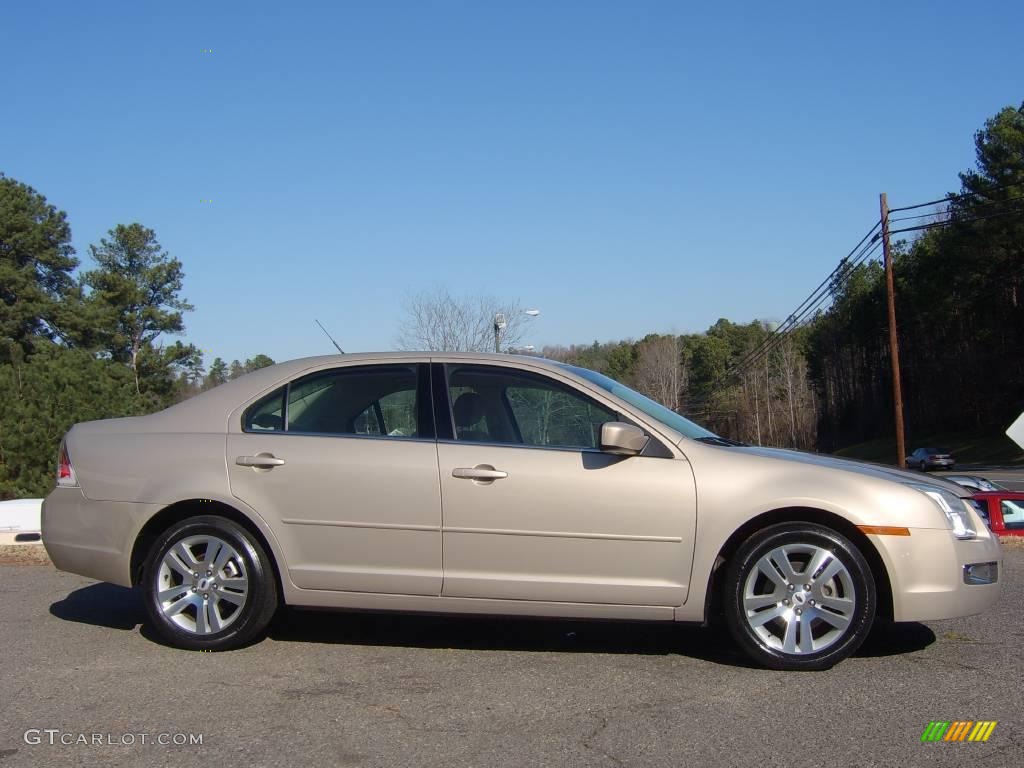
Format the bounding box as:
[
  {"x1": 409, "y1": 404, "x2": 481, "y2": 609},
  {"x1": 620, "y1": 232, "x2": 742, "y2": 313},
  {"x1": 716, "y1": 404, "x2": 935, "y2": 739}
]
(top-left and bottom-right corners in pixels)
[{"x1": 722, "y1": 445, "x2": 970, "y2": 497}]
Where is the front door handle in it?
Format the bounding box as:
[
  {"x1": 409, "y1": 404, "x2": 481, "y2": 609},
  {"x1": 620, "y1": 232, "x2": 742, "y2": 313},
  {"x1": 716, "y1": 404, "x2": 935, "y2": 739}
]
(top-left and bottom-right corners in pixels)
[
  {"x1": 452, "y1": 466, "x2": 508, "y2": 481},
  {"x1": 236, "y1": 454, "x2": 286, "y2": 468}
]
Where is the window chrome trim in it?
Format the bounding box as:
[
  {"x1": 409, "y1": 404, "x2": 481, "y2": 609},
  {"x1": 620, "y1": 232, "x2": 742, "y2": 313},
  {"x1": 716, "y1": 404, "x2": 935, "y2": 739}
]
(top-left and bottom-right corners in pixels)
[
  {"x1": 240, "y1": 429, "x2": 436, "y2": 445},
  {"x1": 436, "y1": 437, "x2": 604, "y2": 455}
]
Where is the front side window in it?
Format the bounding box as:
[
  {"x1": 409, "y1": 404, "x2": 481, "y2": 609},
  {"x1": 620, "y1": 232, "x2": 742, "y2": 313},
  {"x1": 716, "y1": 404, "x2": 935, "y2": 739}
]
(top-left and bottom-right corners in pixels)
[
  {"x1": 555, "y1": 362, "x2": 718, "y2": 440},
  {"x1": 446, "y1": 365, "x2": 614, "y2": 450},
  {"x1": 243, "y1": 364, "x2": 422, "y2": 438}
]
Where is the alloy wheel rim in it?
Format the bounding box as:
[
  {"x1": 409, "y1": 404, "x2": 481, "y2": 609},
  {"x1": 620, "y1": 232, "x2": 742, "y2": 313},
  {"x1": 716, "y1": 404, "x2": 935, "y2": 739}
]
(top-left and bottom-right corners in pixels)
[
  {"x1": 742, "y1": 543, "x2": 856, "y2": 655},
  {"x1": 156, "y1": 535, "x2": 249, "y2": 635}
]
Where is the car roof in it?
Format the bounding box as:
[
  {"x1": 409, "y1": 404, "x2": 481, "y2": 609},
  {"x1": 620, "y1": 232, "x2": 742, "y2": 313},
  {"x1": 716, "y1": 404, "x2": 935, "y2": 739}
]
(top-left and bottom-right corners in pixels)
[
  {"x1": 72, "y1": 353, "x2": 603, "y2": 436},
  {"x1": 971, "y1": 491, "x2": 1024, "y2": 499}
]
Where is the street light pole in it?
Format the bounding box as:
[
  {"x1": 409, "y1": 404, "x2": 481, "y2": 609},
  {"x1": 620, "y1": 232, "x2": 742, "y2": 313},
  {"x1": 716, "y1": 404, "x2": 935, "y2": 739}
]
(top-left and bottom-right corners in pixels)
[
  {"x1": 493, "y1": 313, "x2": 506, "y2": 353},
  {"x1": 493, "y1": 309, "x2": 540, "y2": 353}
]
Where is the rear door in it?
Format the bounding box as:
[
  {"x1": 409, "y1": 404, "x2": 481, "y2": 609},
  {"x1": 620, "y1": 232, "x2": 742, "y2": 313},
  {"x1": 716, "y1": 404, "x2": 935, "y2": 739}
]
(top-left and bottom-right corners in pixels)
[
  {"x1": 435, "y1": 362, "x2": 696, "y2": 606},
  {"x1": 227, "y1": 361, "x2": 442, "y2": 595}
]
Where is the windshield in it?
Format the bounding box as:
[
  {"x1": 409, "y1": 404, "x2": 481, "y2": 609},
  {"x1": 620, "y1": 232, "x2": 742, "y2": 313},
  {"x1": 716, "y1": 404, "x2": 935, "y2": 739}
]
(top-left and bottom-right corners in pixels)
[{"x1": 557, "y1": 363, "x2": 719, "y2": 441}]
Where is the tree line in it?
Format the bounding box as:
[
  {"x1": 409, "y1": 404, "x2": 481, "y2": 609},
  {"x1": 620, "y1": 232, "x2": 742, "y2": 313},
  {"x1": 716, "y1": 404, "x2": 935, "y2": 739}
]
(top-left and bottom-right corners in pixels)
[
  {"x1": 3, "y1": 103, "x2": 1020, "y2": 497},
  {"x1": 545, "y1": 104, "x2": 1023, "y2": 455},
  {"x1": 0, "y1": 175, "x2": 273, "y2": 498},
  {"x1": 809, "y1": 104, "x2": 1023, "y2": 451}
]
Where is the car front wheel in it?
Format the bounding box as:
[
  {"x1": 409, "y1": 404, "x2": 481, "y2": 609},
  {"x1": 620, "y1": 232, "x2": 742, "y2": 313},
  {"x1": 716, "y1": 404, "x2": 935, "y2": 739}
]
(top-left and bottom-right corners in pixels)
[
  {"x1": 142, "y1": 515, "x2": 278, "y2": 651},
  {"x1": 723, "y1": 522, "x2": 876, "y2": 670}
]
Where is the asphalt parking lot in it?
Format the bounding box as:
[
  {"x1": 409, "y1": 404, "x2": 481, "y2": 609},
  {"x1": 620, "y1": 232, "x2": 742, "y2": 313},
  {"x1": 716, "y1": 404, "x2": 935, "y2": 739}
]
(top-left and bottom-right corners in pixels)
[{"x1": 0, "y1": 545, "x2": 1021, "y2": 768}]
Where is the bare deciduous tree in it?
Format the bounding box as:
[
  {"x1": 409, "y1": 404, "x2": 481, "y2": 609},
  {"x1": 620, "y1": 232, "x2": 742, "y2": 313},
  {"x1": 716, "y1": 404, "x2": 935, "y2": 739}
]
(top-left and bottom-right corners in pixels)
[
  {"x1": 633, "y1": 335, "x2": 685, "y2": 410},
  {"x1": 396, "y1": 288, "x2": 532, "y2": 352}
]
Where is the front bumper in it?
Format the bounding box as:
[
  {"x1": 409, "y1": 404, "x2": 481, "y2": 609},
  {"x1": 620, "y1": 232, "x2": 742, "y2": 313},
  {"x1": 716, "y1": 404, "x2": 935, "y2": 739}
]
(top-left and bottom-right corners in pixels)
[
  {"x1": 42, "y1": 488, "x2": 160, "y2": 587},
  {"x1": 870, "y1": 527, "x2": 1002, "y2": 622}
]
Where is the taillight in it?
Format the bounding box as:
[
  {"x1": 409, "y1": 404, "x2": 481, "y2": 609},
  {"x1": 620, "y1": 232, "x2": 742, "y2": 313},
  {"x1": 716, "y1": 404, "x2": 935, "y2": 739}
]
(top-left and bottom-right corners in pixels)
[{"x1": 57, "y1": 441, "x2": 79, "y2": 487}]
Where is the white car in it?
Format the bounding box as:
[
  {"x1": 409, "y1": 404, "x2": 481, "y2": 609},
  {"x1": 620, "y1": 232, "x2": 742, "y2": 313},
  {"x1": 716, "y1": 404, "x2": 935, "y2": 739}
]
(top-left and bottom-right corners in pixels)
[{"x1": 0, "y1": 498, "x2": 43, "y2": 545}]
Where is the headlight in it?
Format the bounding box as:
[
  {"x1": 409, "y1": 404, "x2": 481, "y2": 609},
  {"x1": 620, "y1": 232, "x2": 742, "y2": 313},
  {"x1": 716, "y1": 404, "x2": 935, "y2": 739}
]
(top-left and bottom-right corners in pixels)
[
  {"x1": 965, "y1": 498, "x2": 991, "y2": 528},
  {"x1": 905, "y1": 483, "x2": 976, "y2": 539}
]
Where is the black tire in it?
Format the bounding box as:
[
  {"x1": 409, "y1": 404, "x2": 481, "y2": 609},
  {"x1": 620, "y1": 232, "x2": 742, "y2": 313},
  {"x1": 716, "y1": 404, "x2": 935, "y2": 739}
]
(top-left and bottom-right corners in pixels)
[
  {"x1": 722, "y1": 522, "x2": 876, "y2": 670},
  {"x1": 142, "y1": 515, "x2": 278, "y2": 651}
]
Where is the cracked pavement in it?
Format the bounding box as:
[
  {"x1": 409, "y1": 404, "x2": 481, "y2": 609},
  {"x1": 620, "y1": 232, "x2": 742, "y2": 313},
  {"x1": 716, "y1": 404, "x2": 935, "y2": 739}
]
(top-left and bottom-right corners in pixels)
[{"x1": 0, "y1": 550, "x2": 1021, "y2": 768}]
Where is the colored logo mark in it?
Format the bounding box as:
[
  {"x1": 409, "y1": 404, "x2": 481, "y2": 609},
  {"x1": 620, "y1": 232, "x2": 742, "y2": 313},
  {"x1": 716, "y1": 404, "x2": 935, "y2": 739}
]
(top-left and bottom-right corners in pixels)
[{"x1": 921, "y1": 721, "x2": 997, "y2": 742}]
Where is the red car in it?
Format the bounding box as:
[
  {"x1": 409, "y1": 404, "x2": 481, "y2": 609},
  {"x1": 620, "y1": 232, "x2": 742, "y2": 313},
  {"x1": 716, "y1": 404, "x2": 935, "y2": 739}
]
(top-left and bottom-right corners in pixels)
[{"x1": 969, "y1": 491, "x2": 1024, "y2": 537}]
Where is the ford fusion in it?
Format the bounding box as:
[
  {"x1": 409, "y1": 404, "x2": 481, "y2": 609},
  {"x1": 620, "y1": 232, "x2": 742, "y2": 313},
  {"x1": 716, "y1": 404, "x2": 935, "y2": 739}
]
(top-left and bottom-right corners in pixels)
[{"x1": 43, "y1": 353, "x2": 1001, "y2": 669}]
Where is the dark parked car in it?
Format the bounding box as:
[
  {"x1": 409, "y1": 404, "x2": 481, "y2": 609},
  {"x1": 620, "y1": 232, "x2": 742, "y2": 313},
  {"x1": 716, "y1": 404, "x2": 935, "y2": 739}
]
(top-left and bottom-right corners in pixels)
[{"x1": 906, "y1": 448, "x2": 955, "y2": 471}]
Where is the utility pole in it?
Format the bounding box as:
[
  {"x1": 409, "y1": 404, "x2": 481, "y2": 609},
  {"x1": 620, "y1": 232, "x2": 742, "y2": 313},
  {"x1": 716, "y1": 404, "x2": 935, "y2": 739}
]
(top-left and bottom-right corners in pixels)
[{"x1": 880, "y1": 193, "x2": 907, "y2": 468}]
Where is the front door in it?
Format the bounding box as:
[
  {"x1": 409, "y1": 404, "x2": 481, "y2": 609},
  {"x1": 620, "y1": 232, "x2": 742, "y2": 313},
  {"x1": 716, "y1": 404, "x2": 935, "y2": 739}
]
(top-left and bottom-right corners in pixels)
[
  {"x1": 435, "y1": 363, "x2": 696, "y2": 606},
  {"x1": 227, "y1": 362, "x2": 442, "y2": 595}
]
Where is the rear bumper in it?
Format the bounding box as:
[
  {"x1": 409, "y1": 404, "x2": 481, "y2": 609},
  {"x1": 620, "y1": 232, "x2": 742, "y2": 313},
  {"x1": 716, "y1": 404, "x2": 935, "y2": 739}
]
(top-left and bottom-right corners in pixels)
[
  {"x1": 871, "y1": 527, "x2": 1002, "y2": 622},
  {"x1": 42, "y1": 488, "x2": 160, "y2": 587}
]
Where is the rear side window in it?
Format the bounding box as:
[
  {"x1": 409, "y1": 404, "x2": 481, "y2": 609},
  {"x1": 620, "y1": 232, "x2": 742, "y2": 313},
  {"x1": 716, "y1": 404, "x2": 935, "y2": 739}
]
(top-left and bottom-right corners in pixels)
[{"x1": 243, "y1": 365, "x2": 424, "y2": 438}]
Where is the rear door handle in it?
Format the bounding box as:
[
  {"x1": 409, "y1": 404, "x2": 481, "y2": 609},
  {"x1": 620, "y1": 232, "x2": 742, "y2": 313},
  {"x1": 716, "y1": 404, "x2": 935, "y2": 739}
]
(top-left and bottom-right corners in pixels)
[
  {"x1": 236, "y1": 454, "x2": 286, "y2": 468},
  {"x1": 452, "y1": 466, "x2": 508, "y2": 481}
]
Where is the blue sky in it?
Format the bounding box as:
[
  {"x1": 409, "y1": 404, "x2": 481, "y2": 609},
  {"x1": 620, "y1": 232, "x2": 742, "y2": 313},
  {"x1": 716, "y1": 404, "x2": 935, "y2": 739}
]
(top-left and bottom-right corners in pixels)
[{"x1": 4, "y1": 1, "x2": 1022, "y2": 365}]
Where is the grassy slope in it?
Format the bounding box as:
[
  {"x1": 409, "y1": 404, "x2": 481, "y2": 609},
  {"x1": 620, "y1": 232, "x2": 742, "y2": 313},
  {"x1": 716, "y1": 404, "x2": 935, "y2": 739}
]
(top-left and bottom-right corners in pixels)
[{"x1": 833, "y1": 429, "x2": 1024, "y2": 467}]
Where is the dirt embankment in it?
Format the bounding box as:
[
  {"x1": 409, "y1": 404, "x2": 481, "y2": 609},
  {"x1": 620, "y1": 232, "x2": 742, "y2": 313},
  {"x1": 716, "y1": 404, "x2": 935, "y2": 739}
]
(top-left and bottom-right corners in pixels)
[{"x1": 0, "y1": 544, "x2": 52, "y2": 565}]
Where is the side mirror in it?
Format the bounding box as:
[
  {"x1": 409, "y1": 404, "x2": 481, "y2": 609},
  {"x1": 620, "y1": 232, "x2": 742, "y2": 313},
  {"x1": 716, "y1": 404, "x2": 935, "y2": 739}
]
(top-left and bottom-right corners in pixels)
[{"x1": 600, "y1": 422, "x2": 649, "y2": 456}]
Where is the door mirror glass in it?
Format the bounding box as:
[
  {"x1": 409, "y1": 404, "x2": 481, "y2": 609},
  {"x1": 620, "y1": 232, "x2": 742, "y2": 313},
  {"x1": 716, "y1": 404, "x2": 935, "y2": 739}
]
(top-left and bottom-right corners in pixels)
[{"x1": 600, "y1": 422, "x2": 649, "y2": 456}]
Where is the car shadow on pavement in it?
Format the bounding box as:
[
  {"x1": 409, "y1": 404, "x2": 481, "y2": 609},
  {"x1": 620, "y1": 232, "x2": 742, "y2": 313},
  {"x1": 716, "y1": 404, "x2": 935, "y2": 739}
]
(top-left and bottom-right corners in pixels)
[
  {"x1": 267, "y1": 609, "x2": 936, "y2": 667},
  {"x1": 49, "y1": 583, "x2": 144, "y2": 631},
  {"x1": 47, "y1": 585, "x2": 936, "y2": 666},
  {"x1": 856, "y1": 620, "x2": 936, "y2": 657},
  {"x1": 271, "y1": 608, "x2": 760, "y2": 666}
]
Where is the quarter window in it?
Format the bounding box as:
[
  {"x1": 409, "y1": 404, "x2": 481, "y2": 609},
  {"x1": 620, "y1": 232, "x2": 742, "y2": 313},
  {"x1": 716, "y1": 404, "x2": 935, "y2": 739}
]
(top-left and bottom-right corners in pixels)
[{"x1": 244, "y1": 389, "x2": 285, "y2": 432}]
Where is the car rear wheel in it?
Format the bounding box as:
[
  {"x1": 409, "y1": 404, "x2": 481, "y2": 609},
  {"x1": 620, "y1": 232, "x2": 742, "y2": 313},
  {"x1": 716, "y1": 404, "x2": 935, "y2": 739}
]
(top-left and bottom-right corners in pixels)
[
  {"x1": 142, "y1": 515, "x2": 278, "y2": 651},
  {"x1": 722, "y1": 522, "x2": 876, "y2": 670}
]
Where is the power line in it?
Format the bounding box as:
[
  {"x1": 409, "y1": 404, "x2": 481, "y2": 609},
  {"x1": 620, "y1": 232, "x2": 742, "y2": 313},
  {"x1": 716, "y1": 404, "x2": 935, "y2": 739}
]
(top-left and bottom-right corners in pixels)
[
  {"x1": 721, "y1": 221, "x2": 881, "y2": 379},
  {"x1": 725, "y1": 235, "x2": 882, "y2": 379},
  {"x1": 681, "y1": 185, "x2": 1022, "y2": 427},
  {"x1": 887, "y1": 193, "x2": 1024, "y2": 224},
  {"x1": 738, "y1": 242, "x2": 882, "y2": 375},
  {"x1": 682, "y1": 236, "x2": 884, "y2": 418},
  {"x1": 889, "y1": 205, "x2": 1024, "y2": 237},
  {"x1": 727, "y1": 193, "x2": 1022, "y2": 383},
  {"x1": 886, "y1": 180, "x2": 1023, "y2": 213}
]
